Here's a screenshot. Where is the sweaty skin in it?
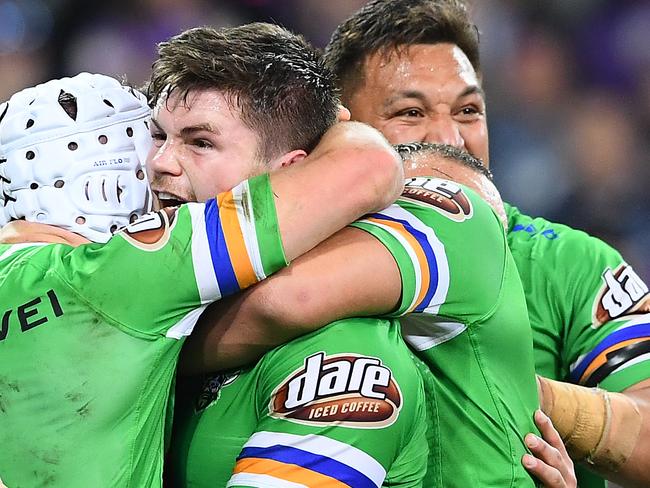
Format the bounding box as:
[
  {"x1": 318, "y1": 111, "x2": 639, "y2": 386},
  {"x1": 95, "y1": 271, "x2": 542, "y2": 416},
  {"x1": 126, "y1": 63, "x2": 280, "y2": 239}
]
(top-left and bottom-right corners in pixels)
[
  {"x1": 346, "y1": 44, "x2": 489, "y2": 165},
  {"x1": 343, "y1": 37, "x2": 650, "y2": 488}
]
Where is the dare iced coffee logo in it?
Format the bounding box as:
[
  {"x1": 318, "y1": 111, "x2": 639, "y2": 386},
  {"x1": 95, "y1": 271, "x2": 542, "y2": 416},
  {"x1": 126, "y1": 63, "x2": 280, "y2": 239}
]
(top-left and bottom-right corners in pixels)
[
  {"x1": 402, "y1": 177, "x2": 473, "y2": 222},
  {"x1": 593, "y1": 264, "x2": 650, "y2": 326},
  {"x1": 270, "y1": 352, "x2": 402, "y2": 429}
]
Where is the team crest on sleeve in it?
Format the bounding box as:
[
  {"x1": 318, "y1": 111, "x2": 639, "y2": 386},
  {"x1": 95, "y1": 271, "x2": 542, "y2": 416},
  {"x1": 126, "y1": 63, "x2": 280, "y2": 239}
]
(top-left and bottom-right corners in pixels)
[
  {"x1": 592, "y1": 263, "x2": 650, "y2": 327},
  {"x1": 402, "y1": 177, "x2": 473, "y2": 222},
  {"x1": 119, "y1": 208, "x2": 176, "y2": 251},
  {"x1": 269, "y1": 352, "x2": 402, "y2": 429}
]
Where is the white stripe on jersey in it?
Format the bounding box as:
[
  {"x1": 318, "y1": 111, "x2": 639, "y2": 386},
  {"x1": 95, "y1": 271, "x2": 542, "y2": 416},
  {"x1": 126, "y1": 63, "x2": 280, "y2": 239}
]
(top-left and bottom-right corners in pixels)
[
  {"x1": 227, "y1": 473, "x2": 307, "y2": 488},
  {"x1": 401, "y1": 315, "x2": 467, "y2": 351},
  {"x1": 187, "y1": 202, "x2": 221, "y2": 303},
  {"x1": 243, "y1": 431, "x2": 386, "y2": 486},
  {"x1": 232, "y1": 180, "x2": 267, "y2": 282},
  {"x1": 0, "y1": 243, "x2": 48, "y2": 261},
  {"x1": 357, "y1": 217, "x2": 423, "y2": 313},
  {"x1": 610, "y1": 352, "x2": 650, "y2": 376},
  {"x1": 569, "y1": 313, "x2": 650, "y2": 374},
  {"x1": 166, "y1": 304, "x2": 207, "y2": 339},
  {"x1": 378, "y1": 204, "x2": 450, "y2": 315}
]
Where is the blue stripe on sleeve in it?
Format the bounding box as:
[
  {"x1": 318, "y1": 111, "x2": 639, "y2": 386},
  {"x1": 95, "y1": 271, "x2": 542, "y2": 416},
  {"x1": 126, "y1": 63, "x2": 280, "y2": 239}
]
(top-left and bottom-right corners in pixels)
[
  {"x1": 570, "y1": 322, "x2": 650, "y2": 382},
  {"x1": 238, "y1": 445, "x2": 378, "y2": 488},
  {"x1": 368, "y1": 212, "x2": 438, "y2": 312},
  {"x1": 204, "y1": 199, "x2": 239, "y2": 297}
]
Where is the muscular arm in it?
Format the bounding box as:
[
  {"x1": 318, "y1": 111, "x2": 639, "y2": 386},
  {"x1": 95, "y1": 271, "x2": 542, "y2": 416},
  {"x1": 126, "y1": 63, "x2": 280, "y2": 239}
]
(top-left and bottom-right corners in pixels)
[
  {"x1": 270, "y1": 121, "x2": 403, "y2": 261},
  {"x1": 180, "y1": 227, "x2": 401, "y2": 374}
]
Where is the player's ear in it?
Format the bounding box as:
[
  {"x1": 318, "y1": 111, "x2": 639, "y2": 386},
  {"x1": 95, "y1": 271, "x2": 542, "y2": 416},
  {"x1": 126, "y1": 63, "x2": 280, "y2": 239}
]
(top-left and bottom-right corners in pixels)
[
  {"x1": 337, "y1": 105, "x2": 351, "y2": 122},
  {"x1": 269, "y1": 149, "x2": 307, "y2": 170}
]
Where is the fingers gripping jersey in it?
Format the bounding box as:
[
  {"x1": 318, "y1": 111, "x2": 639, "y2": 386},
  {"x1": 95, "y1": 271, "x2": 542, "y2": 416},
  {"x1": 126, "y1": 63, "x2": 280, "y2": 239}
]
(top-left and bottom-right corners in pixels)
[
  {"x1": 506, "y1": 204, "x2": 650, "y2": 488},
  {"x1": 351, "y1": 178, "x2": 540, "y2": 487},
  {"x1": 169, "y1": 320, "x2": 429, "y2": 487},
  {"x1": 0, "y1": 174, "x2": 287, "y2": 488}
]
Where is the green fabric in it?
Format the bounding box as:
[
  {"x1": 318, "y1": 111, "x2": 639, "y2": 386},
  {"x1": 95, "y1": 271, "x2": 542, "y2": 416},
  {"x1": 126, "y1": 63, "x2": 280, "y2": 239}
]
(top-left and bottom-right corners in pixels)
[
  {"x1": 170, "y1": 178, "x2": 540, "y2": 488},
  {"x1": 506, "y1": 203, "x2": 650, "y2": 488},
  {"x1": 361, "y1": 181, "x2": 540, "y2": 488},
  {"x1": 0, "y1": 176, "x2": 286, "y2": 488},
  {"x1": 170, "y1": 319, "x2": 429, "y2": 487}
]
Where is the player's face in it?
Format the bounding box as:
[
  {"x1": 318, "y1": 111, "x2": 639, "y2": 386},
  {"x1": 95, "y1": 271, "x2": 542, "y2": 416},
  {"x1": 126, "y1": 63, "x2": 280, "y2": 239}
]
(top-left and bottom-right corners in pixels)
[
  {"x1": 347, "y1": 43, "x2": 490, "y2": 167},
  {"x1": 147, "y1": 88, "x2": 264, "y2": 206}
]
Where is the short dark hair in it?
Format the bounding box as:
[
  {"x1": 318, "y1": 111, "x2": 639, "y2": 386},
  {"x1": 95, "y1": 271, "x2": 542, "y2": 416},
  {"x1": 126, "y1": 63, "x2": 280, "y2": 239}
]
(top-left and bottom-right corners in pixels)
[
  {"x1": 147, "y1": 23, "x2": 339, "y2": 162},
  {"x1": 324, "y1": 0, "x2": 480, "y2": 101},
  {"x1": 395, "y1": 142, "x2": 492, "y2": 180}
]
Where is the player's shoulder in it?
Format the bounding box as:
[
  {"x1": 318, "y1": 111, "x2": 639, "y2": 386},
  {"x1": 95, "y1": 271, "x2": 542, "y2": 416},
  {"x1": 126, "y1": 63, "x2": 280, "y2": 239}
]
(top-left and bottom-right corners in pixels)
[{"x1": 505, "y1": 203, "x2": 622, "y2": 263}]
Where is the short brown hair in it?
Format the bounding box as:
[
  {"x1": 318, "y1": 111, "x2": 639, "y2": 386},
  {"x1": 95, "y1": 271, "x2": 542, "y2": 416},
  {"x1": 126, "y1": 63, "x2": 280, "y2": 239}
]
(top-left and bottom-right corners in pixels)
[
  {"x1": 324, "y1": 0, "x2": 480, "y2": 101},
  {"x1": 148, "y1": 23, "x2": 339, "y2": 162}
]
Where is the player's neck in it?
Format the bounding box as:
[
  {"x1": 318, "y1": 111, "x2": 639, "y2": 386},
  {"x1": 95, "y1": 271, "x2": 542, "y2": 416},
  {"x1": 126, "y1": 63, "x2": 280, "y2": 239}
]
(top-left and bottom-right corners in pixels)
[{"x1": 0, "y1": 221, "x2": 90, "y2": 247}]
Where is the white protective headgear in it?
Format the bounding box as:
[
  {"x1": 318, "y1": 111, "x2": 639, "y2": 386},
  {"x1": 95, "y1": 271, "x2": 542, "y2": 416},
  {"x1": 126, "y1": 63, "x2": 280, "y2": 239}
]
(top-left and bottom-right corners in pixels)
[{"x1": 0, "y1": 72, "x2": 153, "y2": 242}]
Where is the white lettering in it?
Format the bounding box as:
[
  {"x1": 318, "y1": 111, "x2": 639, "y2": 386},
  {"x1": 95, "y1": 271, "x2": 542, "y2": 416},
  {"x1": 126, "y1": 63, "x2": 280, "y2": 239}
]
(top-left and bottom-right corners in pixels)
[
  {"x1": 285, "y1": 353, "x2": 322, "y2": 409},
  {"x1": 360, "y1": 365, "x2": 390, "y2": 399},
  {"x1": 602, "y1": 269, "x2": 633, "y2": 316}
]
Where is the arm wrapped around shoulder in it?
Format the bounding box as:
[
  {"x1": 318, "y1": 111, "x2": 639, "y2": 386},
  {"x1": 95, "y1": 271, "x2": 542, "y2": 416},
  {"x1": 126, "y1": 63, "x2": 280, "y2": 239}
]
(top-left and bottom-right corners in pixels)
[{"x1": 537, "y1": 376, "x2": 642, "y2": 472}]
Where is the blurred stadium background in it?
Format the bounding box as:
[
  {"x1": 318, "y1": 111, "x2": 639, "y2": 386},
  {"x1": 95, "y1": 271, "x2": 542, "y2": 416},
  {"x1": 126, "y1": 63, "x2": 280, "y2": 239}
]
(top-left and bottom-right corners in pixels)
[{"x1": 1, "y1": 0, "x2": 648, "y2": 279}]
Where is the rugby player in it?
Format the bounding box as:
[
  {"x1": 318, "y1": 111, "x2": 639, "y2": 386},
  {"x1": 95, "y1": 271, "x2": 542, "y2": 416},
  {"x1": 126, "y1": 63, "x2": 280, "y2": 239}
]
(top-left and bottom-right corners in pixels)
[
  {"x1": 324, "y1": 1, "x2": 650, "y2": 486},
  {"x1": 146, "y1": 23, "x2": 550, "y2": 488},
  {"x1": 0, "y1": 72, "x2": 402, "y2": 487}
]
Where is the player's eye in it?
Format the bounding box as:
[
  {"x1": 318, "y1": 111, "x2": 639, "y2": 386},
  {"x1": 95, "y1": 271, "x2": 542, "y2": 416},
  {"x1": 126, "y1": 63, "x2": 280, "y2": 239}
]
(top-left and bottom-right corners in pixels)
[
  {"x1": 395, "y1": 108, "x2": 424, "y2": 118},
  {"x1": 192, "y1": 139, "x2": 213, "y2": 150},
  {"x1": 150, "y1": 131, "x2": 166, "y2": 147},
  {"x1": 456, "y1": 105, "x2": 484, "y2": 121}
]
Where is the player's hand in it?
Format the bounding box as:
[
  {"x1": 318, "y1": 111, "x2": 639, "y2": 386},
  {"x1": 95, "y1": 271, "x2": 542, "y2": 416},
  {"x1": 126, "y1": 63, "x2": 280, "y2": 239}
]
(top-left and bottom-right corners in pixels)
[{"x1": 522, "y1": 409, "x2": 577, "y2": 487}]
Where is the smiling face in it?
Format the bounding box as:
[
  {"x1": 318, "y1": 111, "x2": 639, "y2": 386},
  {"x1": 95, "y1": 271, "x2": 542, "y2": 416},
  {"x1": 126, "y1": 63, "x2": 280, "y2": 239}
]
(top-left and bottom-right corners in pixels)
[
  {"x1": 146, "y1": 88, "x2": 265, "y2": 206},
  {"x1": 345, "y1": 43, "x2": 490, "y2": 167}
]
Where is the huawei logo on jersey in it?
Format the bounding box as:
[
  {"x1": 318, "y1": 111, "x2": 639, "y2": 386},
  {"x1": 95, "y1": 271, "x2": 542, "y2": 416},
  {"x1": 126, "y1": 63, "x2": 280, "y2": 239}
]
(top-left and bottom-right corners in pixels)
[
  {"x1": 270, "y1": 352, "x2": 402, "y2": 429},
  {"x1": 593, "y1": 263, "x2": 650, "y2": 326},
  {"x1": 401, "y1": 177, "x2": 473, "y2": 222}
]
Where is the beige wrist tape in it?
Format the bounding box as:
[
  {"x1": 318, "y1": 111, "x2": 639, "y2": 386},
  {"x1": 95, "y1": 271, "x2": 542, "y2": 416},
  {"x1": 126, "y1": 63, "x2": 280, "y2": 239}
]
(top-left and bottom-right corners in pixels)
[{"x1": 537, "y1": 376, "x2": 642, "y2": 472}]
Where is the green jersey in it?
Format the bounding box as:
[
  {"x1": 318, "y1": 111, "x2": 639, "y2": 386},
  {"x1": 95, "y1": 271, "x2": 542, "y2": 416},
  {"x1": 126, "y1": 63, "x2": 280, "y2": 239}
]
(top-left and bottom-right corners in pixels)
[
  {"x1": 170, "y1": 319, "x2": 429, "y2": 487},
  {"x1": 353, "y1": 178, "x2": 539, "y2": 487},
  {"x1": 171, "y1": 177, "x2": 539, "y2": 487},
  {"x1": 506, "y1": 204, "x2": 650, "y2": 487},
  {"x1": 0, "y1": 175, "x2": 287, "y2": 488}
]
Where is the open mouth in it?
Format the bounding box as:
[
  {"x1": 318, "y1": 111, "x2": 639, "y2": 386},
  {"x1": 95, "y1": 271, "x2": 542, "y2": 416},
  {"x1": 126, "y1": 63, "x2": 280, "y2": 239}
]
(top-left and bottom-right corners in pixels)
[{"x1": 155, "y1": 191, "x2": 187, "y2": 208}]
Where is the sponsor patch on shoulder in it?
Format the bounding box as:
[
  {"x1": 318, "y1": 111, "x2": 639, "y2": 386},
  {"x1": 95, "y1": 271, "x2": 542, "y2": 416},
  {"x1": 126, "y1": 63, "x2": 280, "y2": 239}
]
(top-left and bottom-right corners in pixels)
[
  {"x1": 269, "y1": 352, "x2": 402, "y2": 429},
  {"x1": 402, "y1": 177, "x2": 473, "y2": 222},
  {"x1": 592, "y1": 263, "x2": 650, "y2": 327},
  {"x1": 119, "y1": 208, "x2": 176, "y2": 251}
]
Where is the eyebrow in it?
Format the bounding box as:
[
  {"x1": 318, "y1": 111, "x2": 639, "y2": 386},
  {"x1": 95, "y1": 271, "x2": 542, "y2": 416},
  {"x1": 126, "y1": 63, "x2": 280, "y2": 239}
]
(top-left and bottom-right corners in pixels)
[
  {"x1": 180, "y1": 123, "x2": 220, "y2": 137},
  {"x1": 149, "y1": 118, "x2": 220, "y2": 137},
  {"x1": 383, "y1": 85, "x2": 486, "y2": 107}
]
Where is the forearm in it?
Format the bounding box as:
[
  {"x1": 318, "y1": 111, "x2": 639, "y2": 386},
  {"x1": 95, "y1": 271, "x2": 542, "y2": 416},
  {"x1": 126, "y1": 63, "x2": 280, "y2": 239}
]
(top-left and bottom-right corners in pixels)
[
  {"x1": 595, "y1": 383, "x2": 650, "y2": 487},
  {"x1": 538, "y1": 376, "x2": 650, "y2": 487},
  {"x1": 270, "y1": 121, "x2": 403, "y2": 261},
  {"x1": 178, "y1": 287, "x2": 284, "y2": 375},
  {"x1": 180, "y1": 227, "x2": 401, "y2": 374}
]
